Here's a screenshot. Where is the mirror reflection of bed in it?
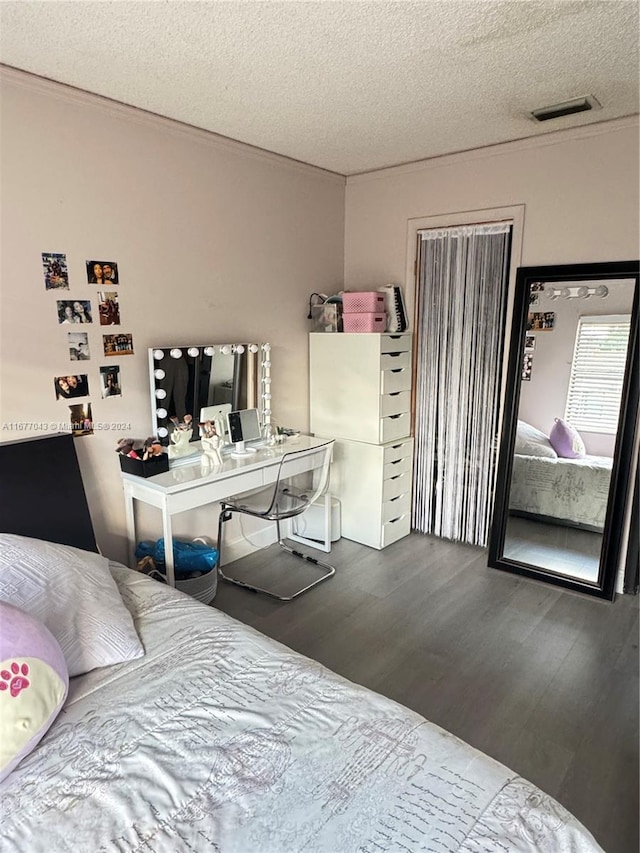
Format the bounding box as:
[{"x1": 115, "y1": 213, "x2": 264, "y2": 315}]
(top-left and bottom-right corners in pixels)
[
  {"x1": 504, "y1": 420, "x2": 610, "y2": 581},
  {"x1": 502, "y1": 276, "x2": 634, "y2": 584}
]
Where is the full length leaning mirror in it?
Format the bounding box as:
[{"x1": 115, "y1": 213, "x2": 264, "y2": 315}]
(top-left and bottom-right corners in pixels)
[
  {"x1": 489, "y1": 261, "x2": 639, "y2": 600},
  {"x1": 148, "y1": 343, "x2": 272, "y2": 449}
]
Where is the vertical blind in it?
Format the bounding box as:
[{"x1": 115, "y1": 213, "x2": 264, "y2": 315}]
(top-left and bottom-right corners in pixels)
[
  {"x1": 413, "y1": 223, "x2": 511, "y2": 547},
  {"x1": 565, "y1": 314, "x2": 631, "y2": 434}
]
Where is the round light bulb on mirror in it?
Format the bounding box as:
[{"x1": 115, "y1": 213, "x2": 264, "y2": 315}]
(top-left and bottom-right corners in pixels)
[
  {"x1": 263, "y1": 408, "x2": 272, "y2": 417},
  {"x1": 154, "y1": 369, "x2": 165, "y2": 380},
  {"x1": 204, "y1": 346, "x2": 215, "y2": 357},
  {"x1": 576, "y1": 286, "x2": 590, "y2": 298},
  {"x1": 262, "y1": 343, "x2": 271, "y2": 352},
  {"x1": 156, "y1": 407, "x2": 168, "y2": 419},
  {"x1": 153, "y1": 349, "x2": 165, "y2": 360},
  {"x1": 234, "y1": 344, "x2": 245, "y2": 354},
  {"x1": 157, "y1": 427, "x2": 169, "y2": 438},
  {"x1": 221, "y1": 345, "x2": 232, "y2": 355},
  {"x1": 170, "y1": 348, "x2": 182, "y2": 359},
  {"x1": 262, "y1": 360, "x2": 271, "y2": 369},
  {"x1": 263, "y1": 393, "x2": 271, "y2": 400},
  {"x1": 249, "y1": 344, "x2": 259, "y2": 353},
  {"x1": 187, "y1": 347, "x2": 200, "y2": 358},
  {"x1": 560, "y1": 287, "x2": 571, "y2": 299},
  {"x1": 155, "y1": 389, "x2": 167, "y2": 400},
  {"x1": 595, "y1": 284, "x2": 609, "y2": 298}
]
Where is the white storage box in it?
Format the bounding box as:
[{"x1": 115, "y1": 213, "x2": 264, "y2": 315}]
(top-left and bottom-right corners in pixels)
[{"x1": 293, "y1": 497, "x2": 341, "y2": 543}]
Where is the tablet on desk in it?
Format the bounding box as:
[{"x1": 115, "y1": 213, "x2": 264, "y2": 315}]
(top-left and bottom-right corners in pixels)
[{"x1": 227, "y1": 408, "x2": 262, "y2": 457}]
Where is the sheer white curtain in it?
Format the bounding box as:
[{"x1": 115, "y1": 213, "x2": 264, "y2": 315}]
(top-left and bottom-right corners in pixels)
[{"x1": 413, "y1": 223, "x2": 511, "y2": 546}]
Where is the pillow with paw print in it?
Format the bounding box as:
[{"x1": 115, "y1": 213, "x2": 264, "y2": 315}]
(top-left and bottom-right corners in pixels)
[{"x1": 0, "y1": 601, "x2": 68, "y2": 782}]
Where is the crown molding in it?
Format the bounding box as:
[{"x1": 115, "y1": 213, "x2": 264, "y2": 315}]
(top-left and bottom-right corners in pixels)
[
  {"x1": 0, "y1": 65, "x2": 346, "y2": 185},
  {"x1": 347, "y1": 114, "x2": 639, "y2": 184}
]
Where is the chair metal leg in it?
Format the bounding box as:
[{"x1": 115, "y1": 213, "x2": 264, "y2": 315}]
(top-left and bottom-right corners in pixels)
[{"x1": 216, "y1": 508, "x2": 335, "y2": 601}]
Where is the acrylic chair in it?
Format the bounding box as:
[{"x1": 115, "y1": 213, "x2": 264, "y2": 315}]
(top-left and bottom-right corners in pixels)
[{"x1": 216, "y1": 440, "x2": 335, "y2": 600}]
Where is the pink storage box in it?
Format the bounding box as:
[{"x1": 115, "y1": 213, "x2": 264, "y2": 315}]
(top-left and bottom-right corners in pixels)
[
  {"x1": 343, "y1": 312, "x2": 387, "y2": 333},
  {"x1": 342, "y1": 291, "x2": 386, "y2": 313}
]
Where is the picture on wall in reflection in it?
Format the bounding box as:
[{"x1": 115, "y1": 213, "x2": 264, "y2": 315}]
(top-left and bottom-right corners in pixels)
[
  {"x1": 527, "y1": 311, "x2": 555, "y2": 331},
  {"x1": 522, "y1": 333, "x2": 535, "y2": 381}
]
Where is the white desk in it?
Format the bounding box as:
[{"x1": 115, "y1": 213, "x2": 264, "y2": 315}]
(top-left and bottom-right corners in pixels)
[{"x1": 120, "y1": 435, "x2": 330, "y2": 587}]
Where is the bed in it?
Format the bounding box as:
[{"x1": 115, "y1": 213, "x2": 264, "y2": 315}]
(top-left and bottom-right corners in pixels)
[
  {"x1": 0, "y1": 435, "x2": 603, "y2": 852},
  {"x1": 509, "y1": 452, "x2": 613, "y2": 530},
  {"x1": 508, "y1": 420, "x2": 613, "y2": 530}
]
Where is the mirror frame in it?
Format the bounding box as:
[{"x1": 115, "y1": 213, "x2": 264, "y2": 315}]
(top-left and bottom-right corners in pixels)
[
  {"x1": 148, "y1": 343, "x2": 271, "y2": 445},
  {"x1": 488, "y1": 260, "x2": 639, "y2": 600}
]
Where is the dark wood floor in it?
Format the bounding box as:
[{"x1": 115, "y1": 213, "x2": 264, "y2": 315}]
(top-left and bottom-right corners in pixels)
[{"x1": 213, "y1": 532, "x2": 639, "y2": 853}]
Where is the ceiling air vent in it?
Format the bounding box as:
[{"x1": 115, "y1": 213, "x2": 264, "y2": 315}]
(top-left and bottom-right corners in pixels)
[{"x1": 530, "y1": 95, "x2": 601, "y2": 122}]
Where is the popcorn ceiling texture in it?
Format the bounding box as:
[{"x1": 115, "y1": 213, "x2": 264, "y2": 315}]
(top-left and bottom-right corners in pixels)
[{"x1": 1, "y1": 0, "x2": 638, "y2": 174}]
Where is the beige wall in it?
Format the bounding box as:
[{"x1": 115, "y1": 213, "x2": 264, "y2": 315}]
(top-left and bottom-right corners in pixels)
[
  {"x1": 0, "y1": 69, "x2": 345, "y2": 563},
  {"x1": 343, "y1": 119, "x2": 639, "y2": 591},
  {"x1": 344, "y1": 117, "x2": 639, "y2": 323}
]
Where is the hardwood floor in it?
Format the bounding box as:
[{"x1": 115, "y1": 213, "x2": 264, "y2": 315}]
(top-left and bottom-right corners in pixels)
[{"x1": 213, "y1": 532, "x2": 639, "y2": 853}]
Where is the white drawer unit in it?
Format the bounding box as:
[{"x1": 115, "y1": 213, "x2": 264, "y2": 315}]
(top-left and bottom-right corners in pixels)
[
  {"x1": 310, "y1": 332, "x2": 414, "y2": 549},
  {"x1": 322, "y1": 437, "x2": 413, "y2": 550},
  {"x1": 310, "y1": 333, "x2": 413, "y2": 445}
]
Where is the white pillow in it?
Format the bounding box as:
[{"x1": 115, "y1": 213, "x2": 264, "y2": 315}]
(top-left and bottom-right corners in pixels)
[
  {"x1": 515, "y1": 420, "x2": 558, "y2": 459},
  {"x1": 0, "y1": 534, "x2": 144, "y2": 677}
]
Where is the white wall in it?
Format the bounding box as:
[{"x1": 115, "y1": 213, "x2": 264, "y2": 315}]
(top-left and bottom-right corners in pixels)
[
  {"x1": 519, "y1": 280, "x2": 636, "y2": 457},
  {"x1": 0, "y1": 68, "x2": 345, "y2": 563}
]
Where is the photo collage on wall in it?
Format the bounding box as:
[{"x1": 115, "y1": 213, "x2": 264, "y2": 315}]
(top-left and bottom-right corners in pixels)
[
  {"x1": 42, "y1": 252, "x2": 133, "y2": 435},
  {"x1": 522, "y1": 283, "x2": 552, "y2": 381},
  {"x1": 522, "y1": 334, "x2": 536, "y2": 381}
]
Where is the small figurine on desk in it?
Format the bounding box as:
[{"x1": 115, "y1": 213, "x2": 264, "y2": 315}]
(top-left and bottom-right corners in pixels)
[
  {"x1": 167, "y1": 415, "x2": 194, "y2": 459},
  {"x1": 200, "y1": 420, "x2": 223, "y2": 471}
]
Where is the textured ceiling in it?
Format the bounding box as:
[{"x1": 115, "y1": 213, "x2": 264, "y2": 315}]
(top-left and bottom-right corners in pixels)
[{"x1": 0, "y1": 1, "x2": 638, "y2": 175}]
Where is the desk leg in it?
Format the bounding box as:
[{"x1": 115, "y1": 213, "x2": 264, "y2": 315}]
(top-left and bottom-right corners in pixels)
[
  {"x1": 161, "y1": 498, "x2": 176, "y2": 588},
  {"x1": 123, "y1": 482, "x2": 137, "y2": 569}
]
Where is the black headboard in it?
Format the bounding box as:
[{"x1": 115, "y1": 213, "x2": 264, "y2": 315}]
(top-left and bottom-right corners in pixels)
[{"x1": 0, "y1": 433, "x2": 98, "y2": 553}]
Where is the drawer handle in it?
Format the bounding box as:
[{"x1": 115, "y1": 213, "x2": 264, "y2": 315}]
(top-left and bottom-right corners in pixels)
[
  {"x1": 390, "y1": 458, "x2": 403, "y2": 465},
  {"x1": 389, "y1": 473, "x2": 406, "y2": 481},
  {"x1": 390, "y1": 368, "x2": 405, "y2": 374},
  {"x1": 388, "y1": 392, "x2": 400, "y2": 397},
  {"x1": 386, "y1": 352, "x2": 404, "y2": 358},
  {"x1": 388, "y1": 414, "x2": 404, "y2": 420},
  {"x1": 389, "y1": 494, "x2": 406, "y2": 502},
  {"x1": 388, "y1": 515, "x2": 405, "y2": 524}
]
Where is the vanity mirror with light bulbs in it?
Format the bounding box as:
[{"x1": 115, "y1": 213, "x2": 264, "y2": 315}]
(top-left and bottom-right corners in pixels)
[{"x1": 148, "y1": 343, "x2": 272, "y2": 457}]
